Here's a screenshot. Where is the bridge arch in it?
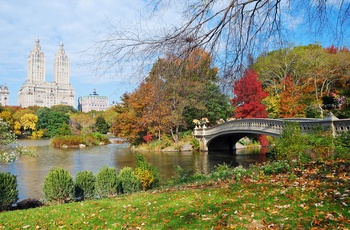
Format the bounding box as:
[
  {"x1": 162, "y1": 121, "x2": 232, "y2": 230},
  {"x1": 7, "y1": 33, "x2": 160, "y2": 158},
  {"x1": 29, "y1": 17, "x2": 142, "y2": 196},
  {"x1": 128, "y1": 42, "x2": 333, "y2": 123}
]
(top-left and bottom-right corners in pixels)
[{"x1": 206, "y1": 131, "x2": 278, "y2": 152}]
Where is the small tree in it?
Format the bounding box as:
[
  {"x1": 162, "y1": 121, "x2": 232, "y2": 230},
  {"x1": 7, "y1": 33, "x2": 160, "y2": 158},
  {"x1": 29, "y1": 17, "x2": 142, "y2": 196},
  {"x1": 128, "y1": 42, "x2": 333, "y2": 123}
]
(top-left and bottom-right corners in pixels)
[
  {"x1": 117, "y1": 167, "x2": 141, "y2": 194},
  {"x1": 74, "y1": 171, "x2": 96, "y2": 200},
  {"x1": 43, "y1": 168, "x2": 75, "y2": 204},
  {"x1": 95, "y1": 166, "x2": 118, "y2": 198},
  {"x1": 0, "y1": 172, "x2": 18, "y2": 210}
]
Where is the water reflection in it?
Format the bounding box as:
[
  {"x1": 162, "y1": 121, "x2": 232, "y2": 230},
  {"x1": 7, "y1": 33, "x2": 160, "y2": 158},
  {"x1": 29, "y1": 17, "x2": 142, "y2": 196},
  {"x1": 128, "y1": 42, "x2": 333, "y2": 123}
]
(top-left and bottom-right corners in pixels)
[{"x1": 0, "y1": 140, "x2": 268, "y2": 200}]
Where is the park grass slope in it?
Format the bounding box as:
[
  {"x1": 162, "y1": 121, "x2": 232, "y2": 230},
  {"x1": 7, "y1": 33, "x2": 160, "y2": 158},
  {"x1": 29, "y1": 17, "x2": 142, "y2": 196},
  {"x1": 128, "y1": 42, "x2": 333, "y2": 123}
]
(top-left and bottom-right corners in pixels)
[{"x1": 0, "y1": 160, "x2": 349, "y2": 229}]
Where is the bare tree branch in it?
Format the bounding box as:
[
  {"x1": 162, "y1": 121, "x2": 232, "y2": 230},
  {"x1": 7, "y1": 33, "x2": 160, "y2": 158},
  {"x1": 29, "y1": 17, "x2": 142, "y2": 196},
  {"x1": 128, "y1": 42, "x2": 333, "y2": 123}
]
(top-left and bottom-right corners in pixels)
[{"x1": 87, "y1": 0, "x2": 350, "y2": 91}]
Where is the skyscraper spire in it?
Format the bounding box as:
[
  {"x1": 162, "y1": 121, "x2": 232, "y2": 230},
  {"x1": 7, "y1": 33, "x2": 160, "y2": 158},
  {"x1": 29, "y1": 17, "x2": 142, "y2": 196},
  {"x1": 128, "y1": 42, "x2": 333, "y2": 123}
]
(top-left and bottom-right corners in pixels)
[
  {"x1": 54, "y1": 41, "x2": 70, "y2": 84},
  {"x1": 27, "y1": 38, "x2": 46, "y2": 82}
]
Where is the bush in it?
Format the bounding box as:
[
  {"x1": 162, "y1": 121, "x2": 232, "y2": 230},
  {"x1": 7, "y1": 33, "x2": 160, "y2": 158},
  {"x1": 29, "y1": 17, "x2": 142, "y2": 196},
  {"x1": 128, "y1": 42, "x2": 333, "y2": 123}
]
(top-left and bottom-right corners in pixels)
[
  {"x1": 334, "y1": 132, "x2": 350, "y2": 160},
  {"x1": 260, "y1": 161, "x2": 291, "y2": 175},
  {"x1": 232, "y1": 165, "x2": 248, "y2": 181},
  {"x1": 117, "y1": 167, "x2": 140, "y2": 194},
  {"x1": 0, "y1": 172, "x2": 18, "y2": 210},
  {"x1": 271, "y1": 122, "x2": 309, "y2": 165},
  {"x1": 74, "y1": 171, "x2": 96, "y2": 200},
  {"x1": 309, "y1": 130, "x2": 335, "y2": 160},
  {"x1": 95, "y1": 166, "x2": 118, "y2": 198},
  {"x1": 190, "y1": 138, "x2": 200, "y2": 151},
  {"x1": 211, "y1": 163, "x2": 234, "y2": 180},
  {"x1": 134, "y1": 154, "x2": 160, "y2": 191},
  {"x1": 51, "y1": 135, "x2": 83, "y2": 148},
  {"x1": 43, "y1": 168, "x2": 74, "y2": 204},
  {"x1": 171, "y1": 165, "x2": 194, "y2": 183}
]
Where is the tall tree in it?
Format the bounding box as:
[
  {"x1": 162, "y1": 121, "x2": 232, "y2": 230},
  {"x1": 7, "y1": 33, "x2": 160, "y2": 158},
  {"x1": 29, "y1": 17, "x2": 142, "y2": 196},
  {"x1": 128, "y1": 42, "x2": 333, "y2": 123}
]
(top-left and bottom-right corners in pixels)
[
  {"x1": 111, "y1": 96, "x2": 144, "y2": 144},
  {"x1": 94, "y1": 116, "x2": 110, "y2": 134},
  {"x1": 231, "y1": 69, "x2": 268, "y2": 118},
  {"x1": 279, "y1": 76, "x2": 306, "y2": 118},
  {"x1": 112, "y1": 48, "x2": 230, "y2": 144}
]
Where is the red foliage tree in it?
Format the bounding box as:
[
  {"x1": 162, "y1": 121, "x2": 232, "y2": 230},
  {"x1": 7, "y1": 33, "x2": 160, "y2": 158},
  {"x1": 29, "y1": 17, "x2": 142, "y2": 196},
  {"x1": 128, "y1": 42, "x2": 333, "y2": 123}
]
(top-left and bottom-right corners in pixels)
[
  {"x1": 231, "y1": 69, "x2": 269, "y2": 147},
  {"x1": 143, "y1": 132, "x2": 153, "y2": 144},
  {"x1": 231, "y1": 69, "x2": 268, "y2": 118},
  {"x1": 325, "y1": 45, "x2": 338, "y2": 54}
]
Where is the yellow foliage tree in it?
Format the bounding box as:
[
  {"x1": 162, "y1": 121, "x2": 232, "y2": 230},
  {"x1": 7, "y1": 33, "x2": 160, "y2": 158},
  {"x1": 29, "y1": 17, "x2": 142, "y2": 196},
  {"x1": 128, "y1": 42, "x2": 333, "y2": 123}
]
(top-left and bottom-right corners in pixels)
[
  {"x1": 13, "y1": 121, "x2": 22, "y2": 135},
  {"x1": 19, "y1": 114, "x2": 38, "y2": 133}
]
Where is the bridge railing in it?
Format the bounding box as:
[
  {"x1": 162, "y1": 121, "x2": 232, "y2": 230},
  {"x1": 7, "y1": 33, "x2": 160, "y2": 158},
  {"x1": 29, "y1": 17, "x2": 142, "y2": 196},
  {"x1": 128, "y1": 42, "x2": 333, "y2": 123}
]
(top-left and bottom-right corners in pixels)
[
  {"x1": 333, "y1": 119, "x2": 350, "y2": 133},
  {"x1": 194, "y1": 118, "x2": 286, "y2": 137},
  {"x1": 194, "y1": 115, "x2": 350, "y2": 137}
]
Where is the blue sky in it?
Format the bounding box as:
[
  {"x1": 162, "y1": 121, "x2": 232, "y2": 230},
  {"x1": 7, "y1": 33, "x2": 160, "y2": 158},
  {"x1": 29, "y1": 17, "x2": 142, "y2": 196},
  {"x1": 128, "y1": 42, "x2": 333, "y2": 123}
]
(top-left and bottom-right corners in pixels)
[{"x1": 0, "y1": 1, "x2": 348, "y2": 107}]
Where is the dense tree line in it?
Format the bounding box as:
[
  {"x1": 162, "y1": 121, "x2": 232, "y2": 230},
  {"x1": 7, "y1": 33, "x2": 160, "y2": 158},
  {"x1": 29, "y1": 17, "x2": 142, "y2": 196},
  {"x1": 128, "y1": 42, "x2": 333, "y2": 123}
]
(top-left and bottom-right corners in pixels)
[
  {"x1": 0, "y1": 45, "x2": 349, "y2": 146},
  {"x1": 252, "y1": 44, "x2": 350, "y2": 118},
  {"x1": 0, "y1": 105, "x2": 114, "y2": 138}
]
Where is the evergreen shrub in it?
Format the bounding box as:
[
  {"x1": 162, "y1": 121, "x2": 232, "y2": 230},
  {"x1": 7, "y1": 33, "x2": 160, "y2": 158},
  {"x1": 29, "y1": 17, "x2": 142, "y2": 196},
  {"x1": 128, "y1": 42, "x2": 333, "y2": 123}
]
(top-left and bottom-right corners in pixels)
[
  {"x1": 117, "y1": 167, "x2": 140, "y2": 194},
  {"x1": 95, "y1": 166, "x2": 118, "y2": 198},
  {"x1": 0, "y1": 172, "x2": 18, "y2": 210},
  {"x1": 43, "y1": 168, "x2": 74, "y2": 204},
  {"x1": 74, "y1": 170, "x2": 96, "y2": 200}
]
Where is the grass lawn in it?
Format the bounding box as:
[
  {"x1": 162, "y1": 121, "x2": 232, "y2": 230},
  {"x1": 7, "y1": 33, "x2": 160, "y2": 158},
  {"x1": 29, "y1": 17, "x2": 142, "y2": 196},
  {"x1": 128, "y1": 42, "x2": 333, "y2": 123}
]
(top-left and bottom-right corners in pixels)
[{"x1": 0, "y1": 161, "x2": 349, "y2": 229}]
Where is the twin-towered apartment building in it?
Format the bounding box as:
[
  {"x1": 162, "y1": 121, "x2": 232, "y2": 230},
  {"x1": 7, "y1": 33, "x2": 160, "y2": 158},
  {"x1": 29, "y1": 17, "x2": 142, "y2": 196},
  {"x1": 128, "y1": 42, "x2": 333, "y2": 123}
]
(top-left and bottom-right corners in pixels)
[{"x1": 0, "y1": 39, "x2": 109, "y2": 112}]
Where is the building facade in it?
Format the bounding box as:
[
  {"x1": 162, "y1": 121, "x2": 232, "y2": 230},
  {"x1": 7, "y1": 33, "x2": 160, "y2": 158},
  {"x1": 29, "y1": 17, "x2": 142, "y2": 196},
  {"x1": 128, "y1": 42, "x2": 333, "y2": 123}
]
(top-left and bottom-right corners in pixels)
[
  {"x1": 18, "y1": 39, "x2": 75, "y2": 108},
  {"x1": 0, "y1": 84, "x2": 9, "y2": 106},
  {"x1": 78, "y1": 89, "x2": 109, "y2": 112}
]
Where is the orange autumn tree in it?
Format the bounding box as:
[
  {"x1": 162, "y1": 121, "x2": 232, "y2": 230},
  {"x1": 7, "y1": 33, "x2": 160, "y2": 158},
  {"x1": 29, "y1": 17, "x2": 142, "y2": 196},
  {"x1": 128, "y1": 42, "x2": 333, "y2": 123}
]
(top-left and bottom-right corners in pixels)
[{"x1": 279, "y1": 75, "x2": 306, "y2": 118}]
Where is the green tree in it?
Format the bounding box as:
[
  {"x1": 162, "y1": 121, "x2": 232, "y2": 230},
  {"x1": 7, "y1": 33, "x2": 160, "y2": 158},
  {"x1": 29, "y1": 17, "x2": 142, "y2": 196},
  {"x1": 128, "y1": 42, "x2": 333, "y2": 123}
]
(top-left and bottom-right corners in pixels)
[
  {"x1": 36, "y1": 107, "x2": 51, "y2": 132},
  {"x1": 46, "y1": 112, "x2": 70, "y2": 137},
  {"x1": 94, "y1": 116, "x2": 110, "y2": 134},
  {"x1": 0, "y1": 172, "x2": 18, "y2": 210},
  {"x1": 50, "y1": 105, "x2": 77, "y2": 114},
  {"x1": 74, "y1": 171, "x2": 96, "y2": 200},
  {"x1": 184, "y1": 83, "x2": 233, "y2": 128},
  {"x1": 43, "y1": 168, "x2": 75, "y2": 204}
]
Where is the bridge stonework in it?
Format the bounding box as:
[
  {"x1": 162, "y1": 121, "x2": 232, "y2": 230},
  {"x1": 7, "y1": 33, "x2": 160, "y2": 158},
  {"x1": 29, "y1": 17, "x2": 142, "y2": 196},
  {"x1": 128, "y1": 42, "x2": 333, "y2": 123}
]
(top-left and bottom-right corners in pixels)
[{"x1": 193, "y1": 113, "x2": 350, "y2": 152}]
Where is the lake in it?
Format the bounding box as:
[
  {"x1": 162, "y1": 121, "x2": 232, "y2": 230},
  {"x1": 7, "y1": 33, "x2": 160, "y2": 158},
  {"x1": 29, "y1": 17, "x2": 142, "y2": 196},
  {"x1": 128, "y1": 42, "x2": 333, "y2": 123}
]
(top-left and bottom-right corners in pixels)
[{"x1": 0, "y1": 139, "x2": 268, "y2": 200}]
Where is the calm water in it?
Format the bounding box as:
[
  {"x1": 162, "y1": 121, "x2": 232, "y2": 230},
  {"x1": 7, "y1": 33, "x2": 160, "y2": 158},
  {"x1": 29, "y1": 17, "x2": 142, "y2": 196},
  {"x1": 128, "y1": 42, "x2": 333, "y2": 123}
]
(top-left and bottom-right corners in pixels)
[{"x1": 0, "y1": 139, "x2": 268, "y2": 200}]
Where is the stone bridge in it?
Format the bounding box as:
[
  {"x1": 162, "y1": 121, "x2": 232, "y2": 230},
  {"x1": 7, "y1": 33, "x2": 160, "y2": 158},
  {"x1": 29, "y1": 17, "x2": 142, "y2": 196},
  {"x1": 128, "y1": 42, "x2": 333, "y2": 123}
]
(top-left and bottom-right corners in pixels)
[{"x1": 193, "y1": 113, "x2": 350, "y2": 152}]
